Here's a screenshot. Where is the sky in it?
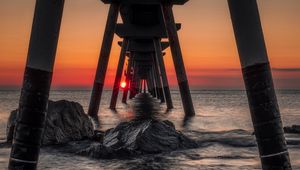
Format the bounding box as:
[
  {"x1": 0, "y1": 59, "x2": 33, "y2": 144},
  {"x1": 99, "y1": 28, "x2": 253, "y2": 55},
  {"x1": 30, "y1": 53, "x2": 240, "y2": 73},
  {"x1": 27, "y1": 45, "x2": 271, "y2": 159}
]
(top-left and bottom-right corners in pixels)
[{"x1": 0, "y1": 0, "x2": 299, "y2": 89}]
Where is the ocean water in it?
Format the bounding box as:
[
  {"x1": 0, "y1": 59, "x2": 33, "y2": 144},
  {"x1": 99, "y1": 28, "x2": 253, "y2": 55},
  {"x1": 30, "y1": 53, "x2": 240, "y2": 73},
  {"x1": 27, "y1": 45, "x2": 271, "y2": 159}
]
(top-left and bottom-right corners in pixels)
[{"x1": 0, "y1": 90, "x2": 300, "y2": 169}]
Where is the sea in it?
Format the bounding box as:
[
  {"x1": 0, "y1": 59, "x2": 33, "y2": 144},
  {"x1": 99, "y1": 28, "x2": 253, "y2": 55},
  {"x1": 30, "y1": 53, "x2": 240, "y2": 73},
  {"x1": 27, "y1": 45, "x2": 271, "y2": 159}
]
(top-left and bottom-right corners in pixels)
[{"x1": 0, "y1": 90, "x2": 300, "y2": 169}]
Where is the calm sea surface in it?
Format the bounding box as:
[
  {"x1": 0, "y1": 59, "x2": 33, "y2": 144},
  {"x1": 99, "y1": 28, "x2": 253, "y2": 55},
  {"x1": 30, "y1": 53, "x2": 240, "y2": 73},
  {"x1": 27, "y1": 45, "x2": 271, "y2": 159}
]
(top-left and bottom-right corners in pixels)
[{"x1": 0, "y1": 90, "x2": 300, "y2": 169}]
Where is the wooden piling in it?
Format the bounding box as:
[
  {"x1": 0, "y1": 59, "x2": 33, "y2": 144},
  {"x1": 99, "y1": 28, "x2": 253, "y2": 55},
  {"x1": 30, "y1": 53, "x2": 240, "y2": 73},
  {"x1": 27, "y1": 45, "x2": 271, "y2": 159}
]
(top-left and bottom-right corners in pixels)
[
  {"x1": 152, "y1": 63, "x2": 163, "y2": 101},
  {"x1": 228, "y1": 0, "x2": 291, "y2": 169},
  {"x1": 88, "y1": 3, "x2": 119, "y2": 117},
  {"x1": 122, "y1": 55, "x2": 132, "y2": 103},
  {"x1": 143, "y1": 80, "x2": 147, "y2": 93},
  {"x1": 148, "y1": 71, "x2": 155, "y2": 97},
  {"x1": 162, "y1": 4, "x2": 195, "y2": 116},
  {"x1": 152, "y1": 53, "x2": 165, "y2": 102},
  {"x1": 110, "y1": 39, "x2": 129, "y2": 109},
  {"x1": 154, "y1": 39, "x2": 173, "y2": 109},
  {"x1": 9, "y1": 0, "x2": 65, "y2": 169},
  {"x1": 151, "y1": 69, "x2": 158, "y2": 98},
  {"x1": 129, "y1": 63, "x2": 137, "y2": 99}
]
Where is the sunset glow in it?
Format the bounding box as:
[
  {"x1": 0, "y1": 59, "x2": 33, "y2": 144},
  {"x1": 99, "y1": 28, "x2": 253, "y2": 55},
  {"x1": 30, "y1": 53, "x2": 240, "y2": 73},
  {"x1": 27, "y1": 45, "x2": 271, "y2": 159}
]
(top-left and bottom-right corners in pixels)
[
  {"x1": 120, "y1": 81, "x2": 126, "y2": 89},
  {"x1": 0, "y1": 0, "x2": 299, "y2": 89}
]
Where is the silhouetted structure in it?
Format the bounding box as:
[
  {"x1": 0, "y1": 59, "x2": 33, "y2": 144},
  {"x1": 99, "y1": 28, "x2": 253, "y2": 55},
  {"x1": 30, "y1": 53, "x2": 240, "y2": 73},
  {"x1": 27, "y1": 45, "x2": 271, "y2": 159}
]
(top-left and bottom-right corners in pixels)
[
  {"x1": 9, "y1": 0, "x2": 291, "y2": 169},
  {"x1": 88, "y1": 0, "x2": 194, "y2": 117},
  {"x1": 8, "y1": 0, "x2": 65, "y2": 169},
  {"x1": 228, "y1": 0, "x2": 291, "y2": 169}
]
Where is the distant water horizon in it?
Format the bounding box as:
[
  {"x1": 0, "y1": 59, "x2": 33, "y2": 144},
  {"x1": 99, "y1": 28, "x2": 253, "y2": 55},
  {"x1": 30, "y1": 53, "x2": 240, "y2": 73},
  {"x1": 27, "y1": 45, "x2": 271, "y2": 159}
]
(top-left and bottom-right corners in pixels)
[{"x1": 1, "y1": 89, "x2": 300, "y2": 169}]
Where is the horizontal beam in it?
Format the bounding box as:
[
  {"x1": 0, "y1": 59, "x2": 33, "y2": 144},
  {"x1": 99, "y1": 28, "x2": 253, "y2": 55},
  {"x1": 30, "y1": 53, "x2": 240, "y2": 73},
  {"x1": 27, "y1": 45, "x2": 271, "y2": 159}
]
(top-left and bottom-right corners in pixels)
[
  {"x1": 118, "y1": 40, "x2": 169, "y2": 52},
  {"x1": 115, "y1": 23, "x2": 181, "y2": 38},
  {"x1": 101, "y1": 0, "x2": 188, "y2": 5}
]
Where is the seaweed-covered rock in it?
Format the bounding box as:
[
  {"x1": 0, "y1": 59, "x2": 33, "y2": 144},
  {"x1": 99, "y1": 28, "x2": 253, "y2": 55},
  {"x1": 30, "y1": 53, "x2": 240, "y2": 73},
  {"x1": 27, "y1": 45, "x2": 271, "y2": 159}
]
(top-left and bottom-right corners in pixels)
[
  {"x1": 284, "y1": 125, "x2": 300, "y2": 134},
  {"x1": 77, "y1": 119, "x2": 198, "y2": 158},
  {"x1": 6, "y1": 100, "x2": 94, "y2": 145}
]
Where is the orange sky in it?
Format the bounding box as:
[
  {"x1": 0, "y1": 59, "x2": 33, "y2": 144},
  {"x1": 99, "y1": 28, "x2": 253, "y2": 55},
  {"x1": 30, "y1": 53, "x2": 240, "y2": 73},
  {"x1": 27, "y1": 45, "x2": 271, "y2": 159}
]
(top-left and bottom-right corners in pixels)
[{"x1": 0, "y1": 0, "x2": 299, "y2": 89}]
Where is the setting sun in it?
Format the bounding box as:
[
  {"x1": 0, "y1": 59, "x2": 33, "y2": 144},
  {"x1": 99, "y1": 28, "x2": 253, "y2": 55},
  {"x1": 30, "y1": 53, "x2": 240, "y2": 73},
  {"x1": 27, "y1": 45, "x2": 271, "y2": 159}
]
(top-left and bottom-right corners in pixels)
[{"x1": 120, "y1": 81, "x2": 127, "y2": 89}]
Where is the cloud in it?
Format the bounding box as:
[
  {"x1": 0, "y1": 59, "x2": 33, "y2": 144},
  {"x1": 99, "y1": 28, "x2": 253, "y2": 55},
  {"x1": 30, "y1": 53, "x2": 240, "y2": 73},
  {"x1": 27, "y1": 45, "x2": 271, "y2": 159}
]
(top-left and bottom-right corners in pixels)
[{"x1": 272, "y1": 68, "x2": 300, "y2": 72}]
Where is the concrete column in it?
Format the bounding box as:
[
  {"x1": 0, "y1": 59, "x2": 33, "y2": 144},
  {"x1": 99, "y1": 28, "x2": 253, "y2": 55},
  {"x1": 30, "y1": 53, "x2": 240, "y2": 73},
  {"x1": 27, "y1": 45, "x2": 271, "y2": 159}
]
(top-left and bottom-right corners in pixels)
[
  {"x1": 147, "y1": 71, "x2": 155, "y2": 97},
  {"x1": 146, "y1": 76, "x2": 152, "y2": 94},
  {"x1": 110, "y1": 39, "x2": 129, "y2": 109},
  {"x1": 152, "y1": 54, "x2": 165, "y2": 102},
  {"x1": 154, "y1": 39, "x2": 173, "y2": 109},
  {"x1": 143, "y1": 80, "x2": 147, "y2": 93},
  {"x1": 129, "y1": 63, "x2": 137, "y2": 99},
  {"x1": 88, "y1": 3, "x2": 119, "y2": 117},
  {"x1": 9, "y1": 0, "x2": 65, "y2": 169},
  {"x1": 228, "y1": 0, "x2": 291, "y2": 169},
  {"x1": 162, "y1": 4, "x2": 195, "y2": 117},
  {"x1": 138, "y1": 79, "x2": 142, "y2": 93},
  {"x1": 152, "y1": 65, "x2": 161, "y2": 100},
  {"x1": 150, "y1": 69, "x2": 157, "y2": 98},
  {"x1": 122, "y1": 55, "x2": 132, "y2": 103}
]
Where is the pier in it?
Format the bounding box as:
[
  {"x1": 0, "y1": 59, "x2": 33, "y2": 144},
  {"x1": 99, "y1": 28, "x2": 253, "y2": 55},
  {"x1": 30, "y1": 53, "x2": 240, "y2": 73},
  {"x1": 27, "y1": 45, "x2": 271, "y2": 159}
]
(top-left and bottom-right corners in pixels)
[{"x1": 8, "y1": 0, "x2": 292, "y2": 169}]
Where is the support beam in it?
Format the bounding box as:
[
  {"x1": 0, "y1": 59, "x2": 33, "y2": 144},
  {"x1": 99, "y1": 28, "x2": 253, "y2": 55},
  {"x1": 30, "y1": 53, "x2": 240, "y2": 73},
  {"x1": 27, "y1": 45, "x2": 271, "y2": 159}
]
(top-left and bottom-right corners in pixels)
[
  {"x1": 162, "y1": 4, "x2": 195, "y2": 116},
  {"x1": 146, "y1": 77, "x2": 152, "y2": 94},
  {"x1": 110, "y1": 39, "x2": 129, "y2": 109},
  {"x1": 154, "y1": 39, "x2": 173, "y2": 109},
  {"x1": 152, "y1": 64, "x2": 162, "y2": 101},
  {"x1": 148, "y1": 71, "x2": 156, "y2": 97},
  {"x1": 115, "y1": 23, "x2": 181, "y2": 38},
  {"x1": 88, "y1": 3, "x2": 120, "y2": 117},
  {"x1": 139, "y1": 79, "x2": 142, "y2": 93},
  {"x1": 228, "y1": 0, "x2": 291, "y2": 169},
  {"x1": 129, "y1": 63, "x2": 137, "y2": 99},
  {"x1": 101, "y1": 0, "x2": 189, "y2": 5},
  {"x1": 152, "y1": 53, "x2": 165, "y2": 103},
  {"x1": 122, "y1": 56, "x2": 132, "y2": 103},
  {"x1": 150, "y1": 69, "x2": 158, "y2": 98},
  {"x1": 9, "y1": 0, "x2": 65, "y2": 169},
  {"x1": 143, "y1": 80, "x2": 147, "y2": 93}
]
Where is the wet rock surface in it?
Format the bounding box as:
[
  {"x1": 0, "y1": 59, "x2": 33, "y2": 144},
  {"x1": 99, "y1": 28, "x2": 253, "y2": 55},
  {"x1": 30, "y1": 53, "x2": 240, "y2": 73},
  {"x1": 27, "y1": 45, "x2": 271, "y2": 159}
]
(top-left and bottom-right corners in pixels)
[
  {"x1": 75, "y1": 119, "x2": 198, "y2": 159},
  {"x1": 5, "y1": 94, "x2": 198, "y2": 159},
  {"x1": 6, "y1": 100, "x2": 94, "y2": 145}
]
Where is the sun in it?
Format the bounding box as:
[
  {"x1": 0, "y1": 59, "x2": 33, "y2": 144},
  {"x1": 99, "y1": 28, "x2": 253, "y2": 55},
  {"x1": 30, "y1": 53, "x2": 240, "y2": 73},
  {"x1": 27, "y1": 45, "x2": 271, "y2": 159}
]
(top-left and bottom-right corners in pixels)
[{"x1": 120, "y1": 81, "x2": 127, "y2": 89}]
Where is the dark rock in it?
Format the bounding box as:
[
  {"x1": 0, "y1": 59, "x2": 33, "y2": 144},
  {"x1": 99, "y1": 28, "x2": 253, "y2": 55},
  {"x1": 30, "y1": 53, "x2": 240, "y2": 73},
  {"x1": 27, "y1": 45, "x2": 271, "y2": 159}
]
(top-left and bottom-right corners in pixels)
[
  {"x1": 76, "y1": 119, "x2": 198, "y2": 159},
  {"x1": 92, "y1": 130, "x2": 105, "y2": 142},
  {"x1": 6, "y1": 100, "x2": 94, "y2": 145},
  {"x1": 284, "y1": 125, "x2": 300, "y2": 134},
  {"x1": 6, "y1": 94, "x2": 198, "y2": 159}
]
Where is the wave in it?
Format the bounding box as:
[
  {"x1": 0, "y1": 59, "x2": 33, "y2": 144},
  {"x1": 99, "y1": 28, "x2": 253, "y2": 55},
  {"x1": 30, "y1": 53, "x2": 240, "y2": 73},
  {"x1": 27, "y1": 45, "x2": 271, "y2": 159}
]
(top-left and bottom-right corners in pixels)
[{"x1": 183, "y1": 129, "x2": 300, "y2": 148}]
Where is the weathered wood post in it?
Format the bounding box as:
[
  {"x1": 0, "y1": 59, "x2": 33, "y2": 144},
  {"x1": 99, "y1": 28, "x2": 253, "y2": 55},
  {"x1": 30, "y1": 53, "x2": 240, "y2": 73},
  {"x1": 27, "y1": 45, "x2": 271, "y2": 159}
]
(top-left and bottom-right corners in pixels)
[
  {"x1": 122, "y1": 55, "x2": 132, "y2": 103},
  {"x1": 228, "y1": 0, "x2": 291, "y2": 169},
  {"x1": 162, "y1": 4, "x2": 195, "y2": 117},
  {"x1": 9, "y1": 0, "x2": 65, "y2": 169},
  {"x1": 154, "y1": 39, "x2": 173, "y2": 109},
  {"x1": 110, "y1": 39, "x2": 129, "y2": 109},
  {"x1": 88, "y1": 3, "x2": 119, "y2": 117}
]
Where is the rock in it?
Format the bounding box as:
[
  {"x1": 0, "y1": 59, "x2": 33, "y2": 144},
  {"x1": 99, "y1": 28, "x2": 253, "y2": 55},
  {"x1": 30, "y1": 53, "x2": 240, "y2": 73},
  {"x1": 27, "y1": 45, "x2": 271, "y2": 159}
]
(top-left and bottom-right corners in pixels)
[
  {"x1": 284, "y1": 125, "x2": 300, "y2": 134},
  {"x1": 6, "y1": 94, "x2": 198, "y2": 159},
  {"x1": 6, "y1": 100, "x2": 94, "y2": 145},
  {"x1": 76, "y1": 119, "x2": 198, "y2": 159}
]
